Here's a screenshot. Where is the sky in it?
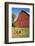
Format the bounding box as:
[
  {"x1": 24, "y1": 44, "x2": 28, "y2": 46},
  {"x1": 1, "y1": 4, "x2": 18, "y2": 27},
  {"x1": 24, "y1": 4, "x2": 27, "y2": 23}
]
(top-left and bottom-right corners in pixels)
[{"x1": 12, "y1": 8, "x2": 30, "y2": 16}]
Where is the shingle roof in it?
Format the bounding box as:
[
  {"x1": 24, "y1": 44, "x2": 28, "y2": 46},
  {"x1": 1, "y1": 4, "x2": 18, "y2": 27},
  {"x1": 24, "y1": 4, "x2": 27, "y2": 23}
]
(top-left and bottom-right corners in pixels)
[{"x1": 20, "y1": 10, "x2": 29, "y2": 16}]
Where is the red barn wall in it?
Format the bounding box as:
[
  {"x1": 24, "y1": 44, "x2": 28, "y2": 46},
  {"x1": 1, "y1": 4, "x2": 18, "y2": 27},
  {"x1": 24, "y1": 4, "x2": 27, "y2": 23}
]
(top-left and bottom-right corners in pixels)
[{"x1": 15, "y1": 12, "x2": 29, "y2": 28}]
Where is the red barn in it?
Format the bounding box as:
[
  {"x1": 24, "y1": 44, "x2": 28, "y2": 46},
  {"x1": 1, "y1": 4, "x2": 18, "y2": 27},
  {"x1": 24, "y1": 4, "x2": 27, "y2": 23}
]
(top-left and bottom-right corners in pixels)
[{"x1": 15, "y1": 10, "x2": 29, "y2": 28}]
